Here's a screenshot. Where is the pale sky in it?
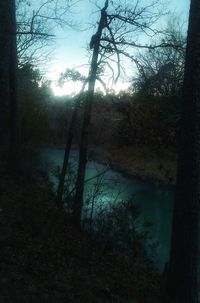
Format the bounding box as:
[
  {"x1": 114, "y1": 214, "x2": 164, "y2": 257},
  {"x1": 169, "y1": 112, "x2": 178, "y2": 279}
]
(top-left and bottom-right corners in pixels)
[{"x1": 45, "y1": 0, "x2": 191, "y2": 96}]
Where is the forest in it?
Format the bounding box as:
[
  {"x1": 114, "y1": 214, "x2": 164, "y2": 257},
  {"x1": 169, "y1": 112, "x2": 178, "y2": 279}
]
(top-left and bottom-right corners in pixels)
[{"x1": 0, "y1": 0, "x2": 199, "y2": 302}]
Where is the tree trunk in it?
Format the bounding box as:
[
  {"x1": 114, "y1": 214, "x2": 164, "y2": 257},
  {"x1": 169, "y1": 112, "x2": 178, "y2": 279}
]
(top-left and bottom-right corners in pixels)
[
  {"x1": 57, "y1": 81, "x2": 88, "y2": 207},
  {"x1": 72, "y1": 0, "x2": 108, "y2": 228},
  {"x1": 9, "y1": 0, "x2": 20, "y2": 161},
  {"x1": 0, "y1": 0, "x2": 20, "y2": 162},
  {"x1": 0, "y1": 1, "x2": 11, "y2": 149},
  {"x1": 166, "y1": 1, "x2": 200, "y2": 302},
  {"x1": 57, "y1": 96, "x2": 81, "y2": 207}
]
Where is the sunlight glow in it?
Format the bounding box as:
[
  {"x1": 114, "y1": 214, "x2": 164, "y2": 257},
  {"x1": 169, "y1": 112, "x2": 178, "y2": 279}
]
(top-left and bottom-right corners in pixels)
[
  {"x1": 48, "y1": 63, "x2": 131, "y2": 96},
  {"x1": 51, "y1": 79, "x2": 131, "y2": 96},
  {"x1": 51, "y1": 80, "x2": 83, "y2": 96},
  {"x1": 48, "y1": 64, "x2": 86, "y2": 96}
]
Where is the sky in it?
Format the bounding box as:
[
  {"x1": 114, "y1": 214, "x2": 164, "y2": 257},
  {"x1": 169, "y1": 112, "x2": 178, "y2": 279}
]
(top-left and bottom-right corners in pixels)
[{"x1": 43, "y1": 0, "x2": 191, "y2": 96}]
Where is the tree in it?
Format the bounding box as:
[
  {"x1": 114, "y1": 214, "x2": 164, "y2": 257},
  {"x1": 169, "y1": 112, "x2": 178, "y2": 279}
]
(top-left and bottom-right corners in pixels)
[
  {"x1": 0, "y1": 0, "x2": 20, "y2": 161},
  {"x1": 19, "y1": 64, "x2": 52, "y2": 143},
  {"x1": 72, "y1": 0, "x2": 109, "y2": 228},
  {"x1": 10, "y1": 0, "x2": 20, "y2": 160},
  {"x1": 57, "y1": 70, "x2": 87, "y2": 207},
  {"x1": 133, "y1": 19, "x2": 186, "y2": 97},
  {"x1": 166, "y1": 1, "x2": 200, "y2": 302},
  {"x1": 70, "y1": 0, "x2": 167, "y2": 228},
  {"x1": 0, "y1": 0, "x2": 75, "y2": 163},
  {"x1": 0, "y1": 2, "x2": 10, "y2": 148},
  {"x1": 94, "y1": 0, "x2": 168, "y2": 84},
  {"x1": 16, "y1": 0, "x2": 75, "y2": 67},
  {"x1": 56, "y1": 72, "x2": 108, "y2": 206}
]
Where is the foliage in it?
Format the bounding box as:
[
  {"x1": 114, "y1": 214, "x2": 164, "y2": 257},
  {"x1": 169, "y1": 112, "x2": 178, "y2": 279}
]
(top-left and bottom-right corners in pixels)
[
  {"x1": 46, "y1": 91, "x2": 180, "y2": 151},
  {"x1": 53, "y1": 160, "x2": 155, "y2": 262},
  {"x1": 58, "y1": 68, "x2": 87, "y2": 87},
  {"x1": 116, "y1": 95, "x2": 181, "y2": 150},
  {"x1": 43, "y1": 90, "x2": 180, "y2": 152},
  {"x1": 92, "y1": 199, "x2": 156, "y2": 262},
  {"x1": 19, "y1": 63, "x2": 52, "y2": 143}
]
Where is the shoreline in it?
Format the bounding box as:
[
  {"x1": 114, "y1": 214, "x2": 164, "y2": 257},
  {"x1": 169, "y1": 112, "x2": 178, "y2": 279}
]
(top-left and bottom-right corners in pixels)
[
  {"x1": 40, "y1": 143, "x2": 177, "y2": 186},
  {"x1": 87, "y1": 144, "x2": 177, "y2": 186}
]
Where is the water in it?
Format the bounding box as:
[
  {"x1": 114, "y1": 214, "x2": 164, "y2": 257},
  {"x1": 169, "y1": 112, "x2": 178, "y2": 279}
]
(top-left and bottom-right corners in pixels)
[{"x1": 40, "y1": 147, "x2": 174, "y2": 270}]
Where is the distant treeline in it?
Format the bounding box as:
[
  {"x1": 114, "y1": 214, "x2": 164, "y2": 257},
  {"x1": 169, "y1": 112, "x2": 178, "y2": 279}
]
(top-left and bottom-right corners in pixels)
[{"x1": 20, "y1": 65, "x2": 181, "y2": 152}]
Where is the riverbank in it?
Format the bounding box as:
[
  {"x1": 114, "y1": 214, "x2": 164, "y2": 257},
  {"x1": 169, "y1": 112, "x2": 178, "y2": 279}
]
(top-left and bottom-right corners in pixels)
[
  {"x1": 40, "y1": 142, "x2": 177, "y2": 185},
  {"x1": 88, "y1": 144, "x2": 177, "y2": 186}
]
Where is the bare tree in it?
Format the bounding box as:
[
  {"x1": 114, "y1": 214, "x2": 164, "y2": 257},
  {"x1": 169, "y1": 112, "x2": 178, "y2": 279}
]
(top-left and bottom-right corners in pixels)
[
  {"x1": 71, "y1": 0, "x2": 168, "y2": 228},
  {"x1": 16, "y1": 0, "x2": 76, "y2": 67},
  {"x1": 133, "y1": 17, "x2": 186, "y2": 96},
  {"x1": 72, "y1": 0, "x2": 109, "y2": 228},
  {"x1": 96, "y1": 0, "x2": 172, "y2": 83}
]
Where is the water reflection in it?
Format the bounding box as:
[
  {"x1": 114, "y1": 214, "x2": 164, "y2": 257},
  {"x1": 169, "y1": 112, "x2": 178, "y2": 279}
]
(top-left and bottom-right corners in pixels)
[{"x1": 40, "y1": 147, "x2": 174, "y2": 270}]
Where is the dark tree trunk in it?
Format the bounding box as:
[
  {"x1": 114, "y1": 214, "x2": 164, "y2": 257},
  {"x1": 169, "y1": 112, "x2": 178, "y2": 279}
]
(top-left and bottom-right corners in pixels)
[
  {"x1": 166, "y1": 1, "x2": 200, "y2": 302},
  {"x1": 0, "y1": 0, "x2": 20, "y2": 161},
  {"x1": 0, "y1": 2, "x2": 11, "y2": 149},
  {"x1": 57, "y1": 82, "x2": 88, "y2": 207},
  {"x1": 72, "y1": 90, "x2": 95, "y2": 227},
  {"x1": 57, "y1": 97, "x2": 81, "y2": 207},
  {"x1": 9, "y1": 0, "x2": 20, "y2": 161},
  {"x1": 72, "y1": 0, "x2": 108, "y2": 228}
]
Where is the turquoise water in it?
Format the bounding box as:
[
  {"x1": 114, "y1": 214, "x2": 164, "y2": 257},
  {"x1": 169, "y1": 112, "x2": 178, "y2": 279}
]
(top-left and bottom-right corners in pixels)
[{"x1": 40, "y1": 147, "x2": 174, "y2": 270}]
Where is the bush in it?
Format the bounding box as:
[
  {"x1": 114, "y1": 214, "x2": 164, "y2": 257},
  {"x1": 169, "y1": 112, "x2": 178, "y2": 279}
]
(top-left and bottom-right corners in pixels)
[
  {"x1": 86, "y1": 198, "x2": 156, "y2": 264},
  {"x1": 52, "y1": 162, "x2": 156, "y2": 264},
  {"x1": 117, "y1": 96, "x2": 181, "y2": 150}
]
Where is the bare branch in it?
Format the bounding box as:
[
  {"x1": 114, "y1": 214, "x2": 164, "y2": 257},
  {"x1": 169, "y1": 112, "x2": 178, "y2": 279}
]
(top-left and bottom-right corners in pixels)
[
  {"x1": 88, "y1": 0, "x2": 170, "y2": 86},
  {"x1": 96, "y1": 76, "x2": 108, "y2": 93},
  {"x1": 101, "y1": 37, "x2": 185, "y2": 51},
  {"x1": 106, "y1": 24, "x2": 121, "y2": 83},
  {"x1": 16, "y1": 31, "x2": 55, "y2": 37},
  {"x1": 16, "y1": 0, "x2": 77, "y2": 67}
]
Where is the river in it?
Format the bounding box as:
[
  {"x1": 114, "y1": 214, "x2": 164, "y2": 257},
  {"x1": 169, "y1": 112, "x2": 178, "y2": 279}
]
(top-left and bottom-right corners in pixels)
[{"x1": 40, "y1": 147, "x2": 174, "y2": 271}]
